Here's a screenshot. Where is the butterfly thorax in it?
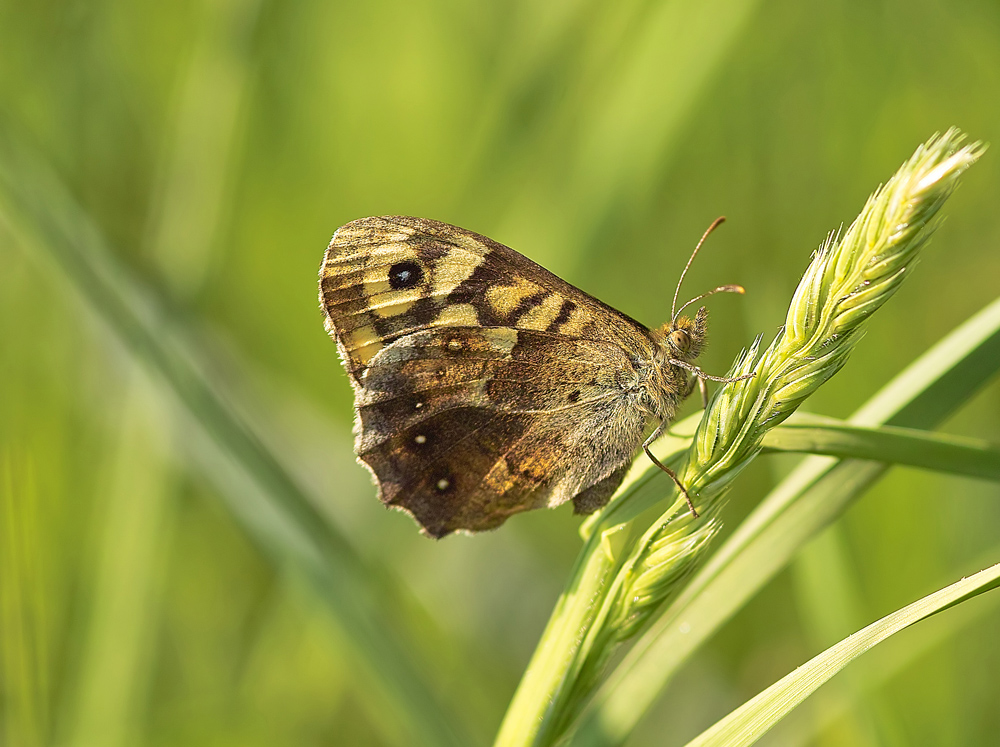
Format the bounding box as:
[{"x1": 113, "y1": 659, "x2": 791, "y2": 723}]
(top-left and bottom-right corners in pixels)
[{"x1": 635, "y1": 306, "x2": 709, "y2": 420}]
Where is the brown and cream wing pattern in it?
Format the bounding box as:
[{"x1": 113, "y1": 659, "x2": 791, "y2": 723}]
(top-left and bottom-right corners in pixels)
[
  {"x1": 318, "y1": 216, "x2": 658, "y2": 537},
  {"x1": 318, "y1": 216, "x2": 656, "y2": 384},
  {"x1": 352, "y1": 325, "x2": 648, "y2": 536}
]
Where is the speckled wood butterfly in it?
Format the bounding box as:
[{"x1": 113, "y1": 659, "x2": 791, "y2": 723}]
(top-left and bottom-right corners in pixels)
[{"x1": 319, "y1": 216, "x2": 747, "y2": 538}]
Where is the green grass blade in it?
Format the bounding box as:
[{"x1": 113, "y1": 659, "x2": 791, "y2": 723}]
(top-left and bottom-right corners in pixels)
[
  {"x1": 61, "y1": 385, "x2": 173, "y2": 747},
  {"x1": 573, "y1": 294, "x2": 1000, "y2": 746},
  {"x1": 586, "y1": 403, "x2": 1000, "y2": 539},
  {"x1": 684, "y1": 563, "x2": 1000, "y2": 747},
  {"x1": 763, "y1": 412, "x2": 1000, "y2": 481},
  {"x1": 0, "y1": 130, "x2": 473, "y2": 747},
  {"x1": 787, "y1": 544, "x2": 1000, "y2": 745},
  {"x1": 0, "y1": 451, "x2": 47, "y2": 747}
]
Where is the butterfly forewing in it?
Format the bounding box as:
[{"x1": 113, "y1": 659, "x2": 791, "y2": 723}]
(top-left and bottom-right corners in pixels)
[{"x1": 320, "y1": 216, "x2": 656, "y2": 379}]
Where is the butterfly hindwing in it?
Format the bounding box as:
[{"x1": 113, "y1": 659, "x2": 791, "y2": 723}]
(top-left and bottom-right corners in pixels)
[{"x1": 353, "y1": 327, "x2": 649, "y2": 537}]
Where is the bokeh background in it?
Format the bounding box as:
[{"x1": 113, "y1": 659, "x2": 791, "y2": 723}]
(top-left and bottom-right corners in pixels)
[{"x1": 2, "y1": 1, "x2": 999, "y2": 745}]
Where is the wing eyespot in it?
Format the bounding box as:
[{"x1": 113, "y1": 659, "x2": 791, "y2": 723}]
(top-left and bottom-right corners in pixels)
[{"x1": 388, "y1": 261, "x2": 424, "y2": 289}]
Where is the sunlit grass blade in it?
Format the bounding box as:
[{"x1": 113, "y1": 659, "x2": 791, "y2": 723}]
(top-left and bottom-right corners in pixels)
[
  {"x1": 60, "y1": 384, "x2": 172, "y2": 747},
  {"x1": 788, "y1": 544, "x2": 1000, "y2": 745},
  {"x1": 684, "y1": 563, "x2": 1000, "y2": 747},
  {"x1": 574, "y1": 294, "x2": 1000, "y2": 747},
  {"x1": 0, "y1": 131, "x2": 473, "y2": 747},
  {"x1": 762, "y1": 412, "x2": 1000, "y2": 481},
  {"x1": 0, "y1": 451, "x2": 47, "y2": 747}
]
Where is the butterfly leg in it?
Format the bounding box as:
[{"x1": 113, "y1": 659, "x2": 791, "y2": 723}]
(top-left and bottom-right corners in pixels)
[
  {"x1": 642, "y1": 423, "x2": 699, "y2": 518},
  {"x1": 681, "y1": 374, "x2": 709, "y2": 409}
]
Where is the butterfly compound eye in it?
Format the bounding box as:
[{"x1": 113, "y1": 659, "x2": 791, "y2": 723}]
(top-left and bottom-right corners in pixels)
[{"x1": 669, "y1": 329, "x2": 691, "y2": 353}]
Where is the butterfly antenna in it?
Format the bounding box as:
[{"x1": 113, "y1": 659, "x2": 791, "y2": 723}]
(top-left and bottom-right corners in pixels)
[
  {"x1": 671, "y1": 216, "x2": 726, "y2": 320},
  {"x1": 672, "y1": 284, "x2": 745, "y2": 324}
]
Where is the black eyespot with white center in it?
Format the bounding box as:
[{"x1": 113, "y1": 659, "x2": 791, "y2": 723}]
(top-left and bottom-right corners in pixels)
[
  {"x1": 432, "y1": 471, "x2": 454, "y2": 493},
  {"x1": 388, "y1": 260, "x2": 424, "y2": 290}
]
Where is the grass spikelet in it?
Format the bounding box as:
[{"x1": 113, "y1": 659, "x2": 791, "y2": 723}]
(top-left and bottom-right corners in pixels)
[{"x1": 618, "y1": 130, "x2": 984, "y2": 629}]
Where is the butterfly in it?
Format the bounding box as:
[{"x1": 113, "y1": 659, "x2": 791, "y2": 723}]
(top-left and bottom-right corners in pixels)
[{"x1": 319, "y1": 216, "x2": 747, "y2": 538}]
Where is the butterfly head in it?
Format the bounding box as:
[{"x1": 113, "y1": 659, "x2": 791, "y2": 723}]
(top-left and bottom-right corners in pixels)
[
  {"x1": 659, "y1": 217, "x2": 744, "y2": 366},
  {"x1": 657, "y1": 307, "x2": 708, "y2": 362}
]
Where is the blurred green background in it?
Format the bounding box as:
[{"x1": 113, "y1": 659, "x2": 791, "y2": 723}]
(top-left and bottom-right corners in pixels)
[{"x1": 2, "y1": 0, "x2": 999, "y2": 745}]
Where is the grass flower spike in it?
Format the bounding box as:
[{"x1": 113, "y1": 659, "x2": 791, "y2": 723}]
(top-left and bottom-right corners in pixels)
[
  {"x1": 495, "y1": 129, "x2": 984, "y2": 747},
  {"x1": 617, "y1": 130, "x2": 985, "y2": 628}
]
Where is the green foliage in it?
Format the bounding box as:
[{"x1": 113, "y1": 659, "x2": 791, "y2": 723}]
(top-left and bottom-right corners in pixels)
[
  {"x1": 494, "y1": 132, "x2": 988, "y2": 747},
  {"x1": 2, "y1": 2, "x2": 1000, "y2": 747}
]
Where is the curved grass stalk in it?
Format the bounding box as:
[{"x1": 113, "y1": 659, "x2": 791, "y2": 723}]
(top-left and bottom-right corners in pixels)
[
  {"x1": 572, "y1": 274, "x2": 1000, "y2": 747},
  {"x1": 494, "y1": 129, "x2": 984, "y2": 747}
]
